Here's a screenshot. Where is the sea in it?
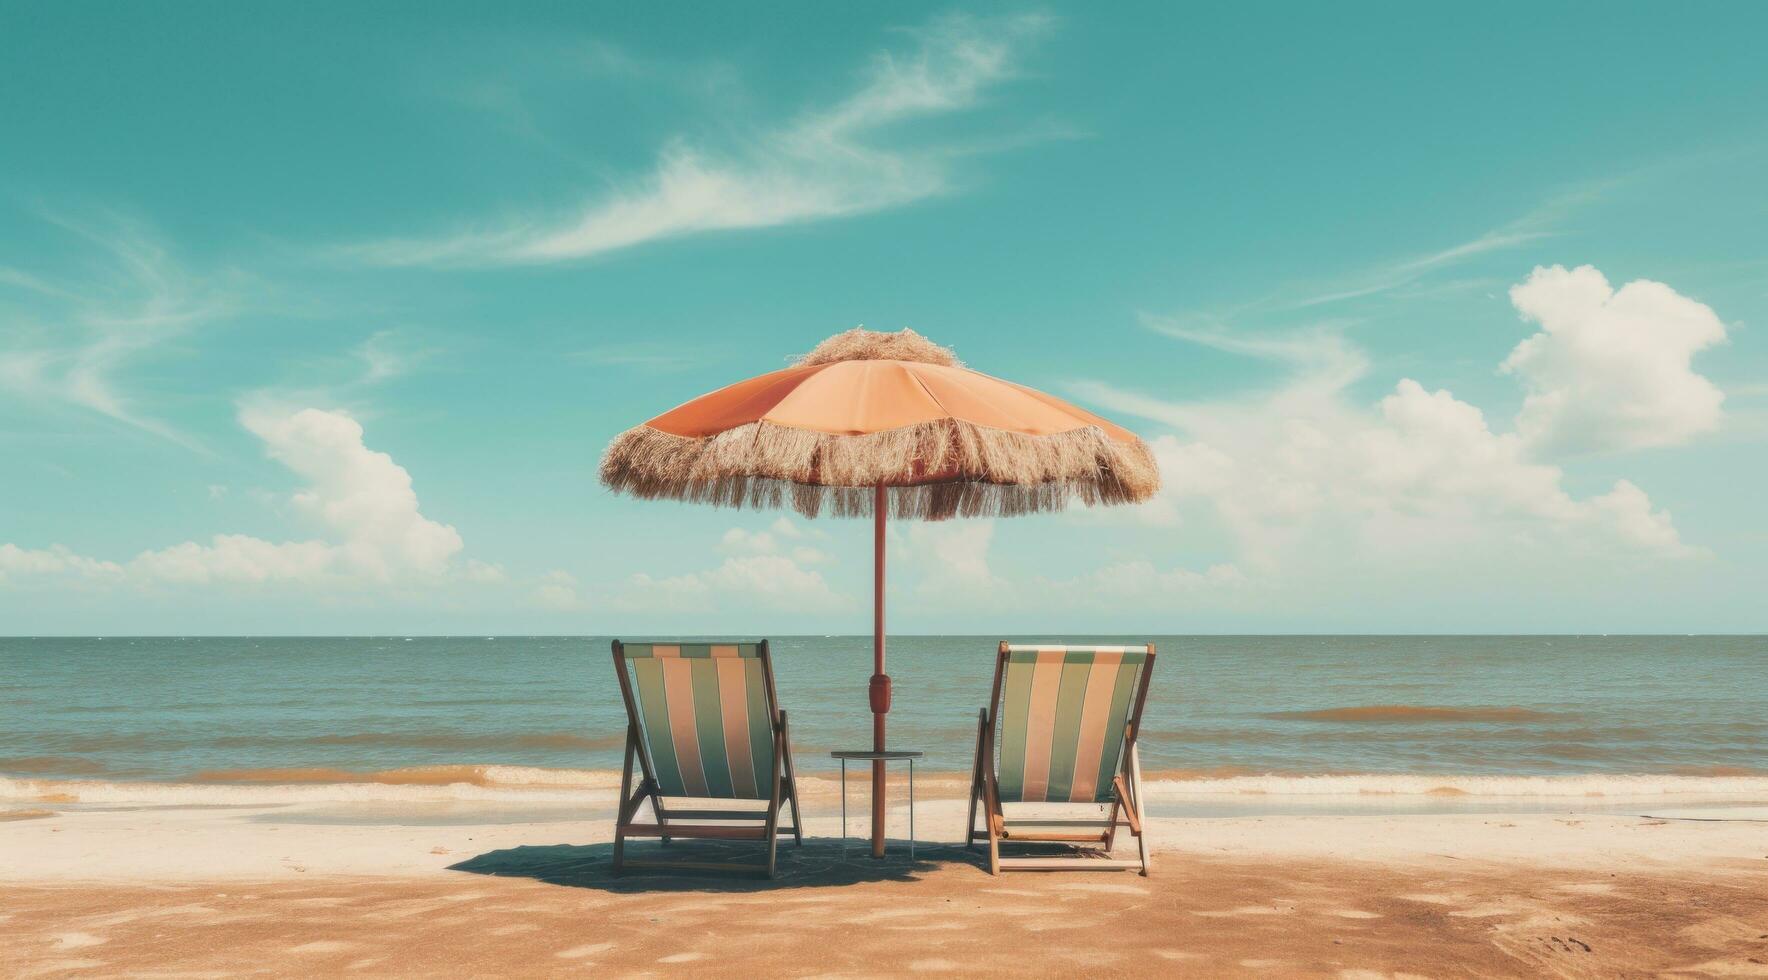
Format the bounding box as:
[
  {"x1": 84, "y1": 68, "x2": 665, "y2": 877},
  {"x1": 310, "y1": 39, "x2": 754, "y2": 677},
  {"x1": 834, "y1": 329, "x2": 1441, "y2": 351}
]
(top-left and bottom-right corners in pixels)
[{"x1": 4, "y1": 635, "x2": 1765, "y2": 814}]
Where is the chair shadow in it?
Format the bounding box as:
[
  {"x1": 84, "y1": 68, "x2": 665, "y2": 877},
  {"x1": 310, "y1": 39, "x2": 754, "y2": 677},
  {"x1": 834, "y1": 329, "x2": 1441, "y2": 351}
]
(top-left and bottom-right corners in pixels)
[{"x1": 447, "y1": 836, "x2": 979, "y2": 893}]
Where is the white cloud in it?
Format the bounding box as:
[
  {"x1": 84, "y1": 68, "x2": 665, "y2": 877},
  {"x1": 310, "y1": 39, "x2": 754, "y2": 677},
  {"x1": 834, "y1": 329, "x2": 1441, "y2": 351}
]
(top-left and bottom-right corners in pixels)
[
  {"x1": 617, "y1": 523, "x2": 847, "y2": 612},
  {"x1": 533, "y1": 570, "x2": 587, "y2": 611},
  {"x1": 355, "y1": 329, "x2": 434, "y2": 383},
  {"x1": 461, "y1": 560, "x2": 507, "y2": 584},
  {"x1": 0, "y1": 211, "x2": 242, "y2": 448},
  {"x1": 905, "y1": 520, "x2": 1006, "y2": 598},
  {"x1": 624, "y1": 555, "x2": 845, "y2": 611},
  {"x1": 2, "y1": 407, "x2": 477, "y2": 589},
  {"x1": 1080, "y1": 277, "x2": 1705, "y2": 575},
  {"x1": 895, "y1": 519, "x2": 1241, "y2": 613},
  {"x1": 1503, "y1": 264, "x2": 1727, "y2": 454},
  {"x1": 1157, "y1": 180, "x2": 1616, "y2": 329},
  {"x1": 234, "y1": 406, "x2": 463, "y2": 579},
  {"x1": 1047, "y1": 560, "x2": 1246, "y2": 603},
  {"x1": 0, "y1": 544, "x2": 124, "y2": 582},
  {"x1": 721, "y1": 519, "x2": 826, "y2": 560},
  {"x1": 350, "y1": 12, "x2": 1051, "y2": 266},
  {"x1": 720, "y1": 527, "x2": 778, "y2": 555}
]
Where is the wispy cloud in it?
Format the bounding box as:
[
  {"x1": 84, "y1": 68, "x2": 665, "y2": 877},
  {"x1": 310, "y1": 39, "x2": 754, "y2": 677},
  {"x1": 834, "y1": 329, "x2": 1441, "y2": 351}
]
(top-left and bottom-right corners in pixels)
[
  {"x1": 347, "y1": 12, "x2": 1053, "y2": 267},
  {"x1": 1281, "y1": 228, "x2": 1555, "y2": 312},
  {"x1": 1169, "y1": 179, "x2": 1620, "y2": 331},
  {"x1": 353, "y1": 328, "x2": 439, "y2": 384},
  {"x1": 0, "y1": 209, "x2": 243, "y2": 449}
]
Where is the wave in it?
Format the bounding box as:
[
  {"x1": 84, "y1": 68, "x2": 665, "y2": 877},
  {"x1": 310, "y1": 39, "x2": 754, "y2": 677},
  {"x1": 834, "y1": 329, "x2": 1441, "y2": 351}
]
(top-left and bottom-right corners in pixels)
[
  {"x1": 191, "y1": 764, "x2": 621, "y2": 787},
  {"x1": 8, "y1": 767, "x2": 1768, "y2": 808},
  {"x1": 1264, "y1": 705, "x2": 1561, "y2": 723},
  {"x1": 8, "y1": 730, "x2": 624, "y2": 754},
  {"x1": 1140, "y1": 771, "x2": 1768, "y2": 798},
  {"x1": 0, "y1": 755, "x2": 108, "y2": 775},
  {"x1": 215, "y1": 732, "x2": 625, "y2": 752},
  {"x1": 0, "y1": 808, "x2": 56, "y2": 821},
  {"x1": 0, "y1": 766, "x2": 624, "y2": 806}
]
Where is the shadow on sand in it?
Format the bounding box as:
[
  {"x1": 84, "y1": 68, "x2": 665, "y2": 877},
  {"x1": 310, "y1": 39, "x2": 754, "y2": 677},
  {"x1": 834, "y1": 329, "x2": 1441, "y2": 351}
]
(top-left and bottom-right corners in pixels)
[{"x1": 448, "y1": 836, "x2": 979, "y2": 892}]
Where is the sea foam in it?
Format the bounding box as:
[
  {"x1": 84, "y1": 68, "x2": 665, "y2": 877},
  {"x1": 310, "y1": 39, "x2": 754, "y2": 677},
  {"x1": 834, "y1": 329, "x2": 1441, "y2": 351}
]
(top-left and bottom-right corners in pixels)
[
  {"x1": 8, "y1": 767, "x2": 1768, "y2": 807},
  {"x1": 0, "y1": 766, "x2": 623, "y2": 806},
  {"x1": 1140, "y1": 772, "x2": 1768, "y2": 799}
]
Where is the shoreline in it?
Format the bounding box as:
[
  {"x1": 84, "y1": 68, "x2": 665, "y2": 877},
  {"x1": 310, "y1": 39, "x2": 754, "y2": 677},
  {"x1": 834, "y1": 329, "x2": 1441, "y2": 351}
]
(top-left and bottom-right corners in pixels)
[{"x1": 9, "y1": 767, "x2": 1768, "y2": 810}]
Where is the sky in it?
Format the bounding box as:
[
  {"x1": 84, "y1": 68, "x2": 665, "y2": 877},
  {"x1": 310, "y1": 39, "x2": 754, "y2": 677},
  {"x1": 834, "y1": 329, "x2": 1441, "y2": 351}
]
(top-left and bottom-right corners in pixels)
[{"x1": 2, "y1": 2, "x2": 1766, "y2": 635}]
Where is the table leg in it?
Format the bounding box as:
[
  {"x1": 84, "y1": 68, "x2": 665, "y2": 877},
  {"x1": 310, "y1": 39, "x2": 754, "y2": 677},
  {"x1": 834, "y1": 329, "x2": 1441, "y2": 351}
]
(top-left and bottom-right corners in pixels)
[
  {"x1": 908, "y1": 758, "x2": 915, "y2": 860},
  {"x1": 840, "y1": 759, "x2": 847, "y2": 859}
]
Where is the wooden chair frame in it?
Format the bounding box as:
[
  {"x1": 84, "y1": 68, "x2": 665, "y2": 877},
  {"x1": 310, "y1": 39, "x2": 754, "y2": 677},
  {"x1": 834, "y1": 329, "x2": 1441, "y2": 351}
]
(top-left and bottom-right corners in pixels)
[
  {"x1": 610, "y1": 639, "x2": 803, "y2": 878},
  {"x1": 966, "y1": 641, "x2": 1155, "y2": 875}
]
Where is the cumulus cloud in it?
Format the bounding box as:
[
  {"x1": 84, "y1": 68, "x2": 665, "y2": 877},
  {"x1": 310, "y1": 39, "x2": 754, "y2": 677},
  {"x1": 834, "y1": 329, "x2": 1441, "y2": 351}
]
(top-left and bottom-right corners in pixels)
[
  {"x1": 720, "y1": 526, "x2": 779, "y2": 555},
  {"x1": 616, "y1": 522, "x2": 847, "y2": 612},
  {"x1": 893, "y1": 519, "x2": 1240, "y2": 612},
  {"x1": 533, "y1": 570, "x2": 587, "y2": 611},
  {"x1": 1045, "y1": 560, "x2": 1246, "y2": 602},
  {"x1": 1, "y1": 407, "x2": 475, "y2": 589},
  {"x1": 350, "y1": 12, "x2": 1051, "y2": 266},
  {"x1": 1503, "y1": 264, "x2": 1727, "y2": 454},
  {"x1": 624, "y1": 555, "x2": 845, "y2": 611},
  {"x1": 905, "y1": 521, "x2": 1006, "y2": 598},
  {"x1": 719, "y1": 518, "x2": 830, "y2": 564},
  {"x1": 0, "y1": 544, "x2": 124, "y2": 582},
  {"x1": 1080, "y1": 272, "x2": 1709, "y2": 574}
]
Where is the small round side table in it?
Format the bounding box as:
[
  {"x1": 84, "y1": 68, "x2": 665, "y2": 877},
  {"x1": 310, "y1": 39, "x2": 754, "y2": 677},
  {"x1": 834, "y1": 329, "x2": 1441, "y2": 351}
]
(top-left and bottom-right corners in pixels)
[{"x1": 830, "y1": 749, "x2": 924, "y2": 859}]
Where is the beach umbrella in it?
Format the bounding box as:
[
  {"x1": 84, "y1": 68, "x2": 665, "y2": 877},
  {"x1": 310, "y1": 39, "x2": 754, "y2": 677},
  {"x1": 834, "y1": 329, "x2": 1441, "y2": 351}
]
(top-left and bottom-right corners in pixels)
[{"x1": 600, "y1": 327, "x2": 1160, "y2": 858}]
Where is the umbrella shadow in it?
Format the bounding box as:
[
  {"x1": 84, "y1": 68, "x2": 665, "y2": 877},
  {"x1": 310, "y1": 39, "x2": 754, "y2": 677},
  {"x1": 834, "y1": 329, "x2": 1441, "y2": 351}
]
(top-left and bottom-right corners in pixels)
[{"x1": 448, "y1": 836, "x2": 978, "y2": 893}]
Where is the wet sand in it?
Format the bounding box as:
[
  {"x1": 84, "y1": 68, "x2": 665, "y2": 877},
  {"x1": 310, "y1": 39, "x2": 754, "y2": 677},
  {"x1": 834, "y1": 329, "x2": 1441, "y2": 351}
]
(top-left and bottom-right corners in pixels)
[{"x1": 4, "y1": 791, "x2": 1767, "y2": 977}]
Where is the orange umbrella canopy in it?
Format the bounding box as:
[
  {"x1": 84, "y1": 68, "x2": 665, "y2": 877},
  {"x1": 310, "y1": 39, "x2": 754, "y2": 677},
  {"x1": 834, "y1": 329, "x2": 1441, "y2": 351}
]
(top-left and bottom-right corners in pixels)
[{"x1": 600, "y1": 328, "x2": 1160, "y2": 520}]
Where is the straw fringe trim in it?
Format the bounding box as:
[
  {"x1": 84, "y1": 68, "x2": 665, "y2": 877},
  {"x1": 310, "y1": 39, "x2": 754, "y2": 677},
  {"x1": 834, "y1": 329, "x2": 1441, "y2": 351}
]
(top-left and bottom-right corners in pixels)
[
  {"x1": 600, "y1": 419, "x2": 1161, "y2": 520},
  {"x1": 793, "y1": 327, "x2": 960, "y2": 368}
]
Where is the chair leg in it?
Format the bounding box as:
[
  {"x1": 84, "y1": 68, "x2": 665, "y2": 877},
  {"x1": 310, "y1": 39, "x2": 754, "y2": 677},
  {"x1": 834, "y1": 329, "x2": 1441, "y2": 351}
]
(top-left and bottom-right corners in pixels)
[
  {"x1": 780, "y1": 712, "x2": 804, "y2": 846},
  {"x1": 764, "y1": 721, "x2": 784, "y2": 879},
  {"x1": 1102, "y1": 795, "x2": 1124, "y2": 853},
  {"x1": 966, "y1": 708, "x2": 986, "y2": 852},
  {"x1": 1130, "y1": 743, "x2": 1151, "y2": 877},
  {"x1": 613, "y1": 727, "x2": 637, "y2": 875},
  {"x1": 983, "y1": 715, "x2": 1003, "y2": 874},
  {"x1": 965, "y1": 783, "x2": 982, "y2": 851}
]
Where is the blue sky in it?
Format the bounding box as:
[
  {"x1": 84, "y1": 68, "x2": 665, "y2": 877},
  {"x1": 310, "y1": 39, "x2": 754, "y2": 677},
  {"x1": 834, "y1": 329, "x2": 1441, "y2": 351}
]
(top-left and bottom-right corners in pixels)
[{"x1": 2, "y1": 2, "x2": 1765, "y2": 634}]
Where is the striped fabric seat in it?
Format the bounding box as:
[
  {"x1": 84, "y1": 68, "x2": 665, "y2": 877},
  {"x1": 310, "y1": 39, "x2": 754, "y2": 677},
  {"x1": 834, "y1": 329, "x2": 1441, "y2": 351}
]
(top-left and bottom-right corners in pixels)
[
  {"x1": 618, "y1": 643, "x2": 776, "y2": 800},
  {"x1": 994, "y1": 645, "x2": 1151, "y2": 804}
]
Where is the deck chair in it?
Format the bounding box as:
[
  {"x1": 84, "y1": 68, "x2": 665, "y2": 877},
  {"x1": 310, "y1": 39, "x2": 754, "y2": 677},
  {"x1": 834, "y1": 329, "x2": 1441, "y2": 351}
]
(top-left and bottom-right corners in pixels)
[
  {"x1": 610, "y1": 640, "x2": 802, "y2": 877},
  {"x1": 967, "y1": 642, "x2": 1155, "y2": 875}
]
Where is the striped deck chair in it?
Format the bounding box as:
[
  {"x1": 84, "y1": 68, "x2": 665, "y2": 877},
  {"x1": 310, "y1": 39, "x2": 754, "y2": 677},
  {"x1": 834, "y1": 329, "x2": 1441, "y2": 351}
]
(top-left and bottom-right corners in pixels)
[
  {"x1": 611, "y1": 640, "x2": 802, "y2": 877},
  {"x1": 967, "y1": 642, "x2": 1155, "y2": 875}
]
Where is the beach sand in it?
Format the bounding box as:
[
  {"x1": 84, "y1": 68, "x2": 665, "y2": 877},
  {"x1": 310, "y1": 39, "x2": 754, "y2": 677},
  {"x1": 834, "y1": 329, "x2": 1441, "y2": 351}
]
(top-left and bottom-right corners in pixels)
[{"x1": 4, "y1": 786, "x2": 1767, "y2": 977}]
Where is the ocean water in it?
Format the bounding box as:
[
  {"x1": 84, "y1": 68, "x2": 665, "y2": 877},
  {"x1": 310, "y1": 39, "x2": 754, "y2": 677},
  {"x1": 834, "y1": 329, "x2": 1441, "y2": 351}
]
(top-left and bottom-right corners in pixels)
[{"x1": 3, "y1": 635, "x2": 1765, "y2": 805}]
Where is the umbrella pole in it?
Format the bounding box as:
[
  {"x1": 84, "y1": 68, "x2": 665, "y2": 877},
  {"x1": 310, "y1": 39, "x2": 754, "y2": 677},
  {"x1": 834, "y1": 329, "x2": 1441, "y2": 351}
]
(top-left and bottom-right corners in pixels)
[{"x1": 870, "y1": 485, "x2": 889, "y2": 859}]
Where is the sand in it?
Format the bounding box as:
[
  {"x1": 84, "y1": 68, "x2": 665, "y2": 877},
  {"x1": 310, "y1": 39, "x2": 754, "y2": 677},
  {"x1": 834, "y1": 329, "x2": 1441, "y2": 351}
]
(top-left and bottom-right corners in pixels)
[{"x1": 4, "y1": 792, "x2": 1767, "y2": 977}]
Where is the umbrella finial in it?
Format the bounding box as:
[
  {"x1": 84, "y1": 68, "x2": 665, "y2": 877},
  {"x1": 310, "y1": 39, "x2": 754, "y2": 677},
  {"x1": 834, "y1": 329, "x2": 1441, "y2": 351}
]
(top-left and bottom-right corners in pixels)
[{"x1": 794, "y1": 327, "x2": 961, "y2": 368}]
